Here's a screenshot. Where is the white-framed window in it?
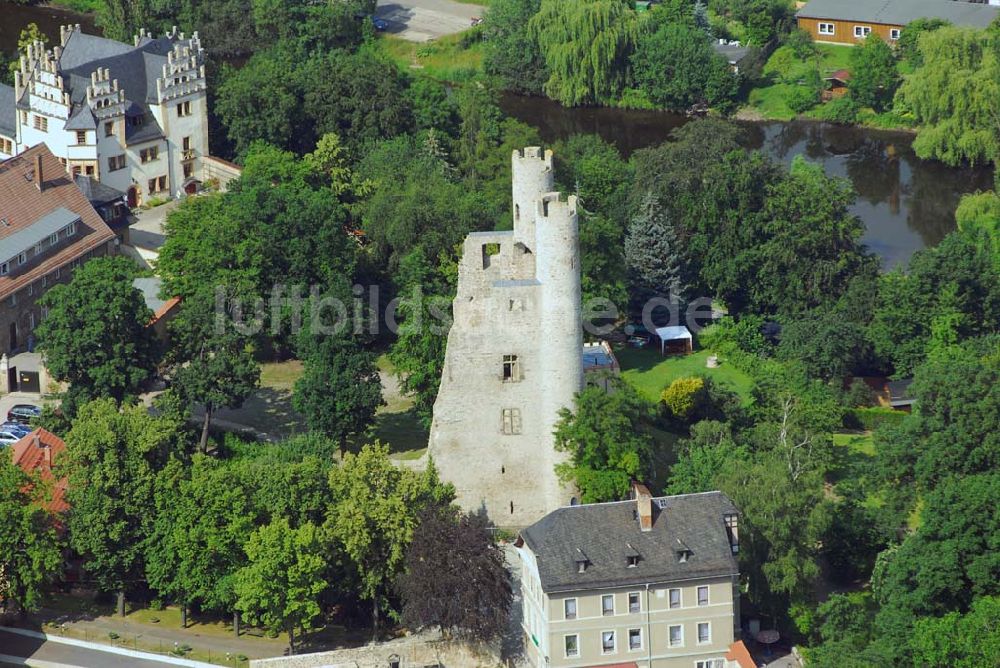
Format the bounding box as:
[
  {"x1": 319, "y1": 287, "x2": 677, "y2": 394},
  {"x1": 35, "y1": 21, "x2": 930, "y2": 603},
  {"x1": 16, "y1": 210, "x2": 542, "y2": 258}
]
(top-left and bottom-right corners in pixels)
[
  {"x1": 628, "y1": 591, "x2": 640, "y2": 614},
  {"x1": 501, "y1": 408, "x2": 522, "y2": 435},
  {"x1": 17, "y1": 251, "x2": 26, "y2": 266},
  {"x1": 76, "y1": 130, "x2": 87, "y2": 145},
  {"x1": 107, "y1": 154, "x2": 126, "y2": 171},
  {"x1": 602, "y1": 594, "x2": 614, "y2": 616},
  {"x1": 564, "y1": 634, "x2": 579, "y2": 658},
  {"x1": 104, "y1": 121, "x2": 114, "y2": 137},
  {"x1": 628, "y1": 628, "x2": 642, "y2": 651},
  {"x1": 9, "y1": 293, "x2": 16, "y2": 307},
  {"x1": 33, "y1": 115, "x2": 48, "y2": 132},
  {"x1": 27, "y1": 282, "x2": 33, "y2": 296},
  {"x1": 66, "y1": 222, "x2": 77, "y2": 237},
  {"x1": 854, "y1": 25, "x2": 871, "y2": 38},
  {"x1": 697, "y1": 622, "x2": 711, "y2": 644},
  {"x1": 668, "y1": 624, "x2": 683, "y2": 648},
  {"x1": 176, "y1": 100, "x2": 192, "y2": 117},
  {"x1": 140, "y1": 146, "x2": 159, "y2": 163},
  {"x1": 697, "y1": 585, "x2": 709, "y2": 606},
  {"x1": 818, "y1": 22, "x2": 834, "y2": 35},
  {"x1": 29, "y1": 311, "x2": 35, "y2": 330},
  {"x1": 669, "y1": 588, "x2": 681, "y2": 609},
  {"x1": 890, "y1": 28, "x2": 900, "y2": 40},
  {"x1": 502, "y1": 353, "x2": 519, "y2": 382},
  {"x1": 49, "y1": 232, "x2": 58, "y2": 245},
  {"x1": 564, "y1": 598, "x2": 577, "y2": 620},
  {"x1": 601, "y1": 630, "x2": 616, "y2": 654},
  {"x1": 696, "y1": 660, "x2": 726, "y2": 668},
  {"x1": 34, "y1": 242, "x2": 42, "y2": 255},
  {"x1": 0, "y1": 262, "x2": 8, "y2": 276}
]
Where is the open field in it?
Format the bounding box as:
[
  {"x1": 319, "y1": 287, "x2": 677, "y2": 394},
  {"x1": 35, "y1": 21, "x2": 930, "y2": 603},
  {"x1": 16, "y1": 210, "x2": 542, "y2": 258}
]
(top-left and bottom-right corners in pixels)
[{"x1": 377, "y1": 31, "x2": 483, "y2": 82}]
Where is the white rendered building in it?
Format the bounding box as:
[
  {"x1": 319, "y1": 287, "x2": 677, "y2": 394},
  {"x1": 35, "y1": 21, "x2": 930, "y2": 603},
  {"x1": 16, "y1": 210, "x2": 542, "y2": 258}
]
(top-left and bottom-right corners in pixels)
[{"x1": 0, "y1": 24, "x2": 209, "y2": 206}]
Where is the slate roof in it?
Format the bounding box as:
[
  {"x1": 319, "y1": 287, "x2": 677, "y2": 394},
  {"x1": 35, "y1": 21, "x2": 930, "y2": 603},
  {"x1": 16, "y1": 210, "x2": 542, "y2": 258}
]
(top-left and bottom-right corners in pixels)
[
  {"x1": 0, "y1": 144, "x2": 115, "y2": 299},
  {"x1": 796, "y1": 0, "x2": 1000, "y2": 28},
  {"x1": 132, "y1": 276, "x2": 167, "y2": 314},
  {"x1": 64, "y1": 106, "x2": 97, "y2": 131},
  {"x1": 11, "y1": 428, "x2": 69, "y2": 514},
  {"x1": 520, "y1": 491, "x2": 740, "y2": 593},
  {"x1": 57, "y1": 32, "x2": 175, "y2": 143},
  {"x1": 73, "y1": 174, "x2": 126, "y2": 206},
  {"x1": 0, "y1": 84, "x2": 16, "y2": 137},
  {"x1": 0, "y1": 207, "x2": 79, "y2": 262}
]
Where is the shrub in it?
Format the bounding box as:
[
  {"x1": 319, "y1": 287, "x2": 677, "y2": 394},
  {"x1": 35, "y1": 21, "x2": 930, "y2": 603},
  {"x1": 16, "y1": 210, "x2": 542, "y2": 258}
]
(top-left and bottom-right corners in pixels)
[
  {"x1": 785, "y1": 28, "x2": 816, "y2": 59},
  {"x1": 844, "y1": 406, "x2": 907, "y2": 431},
  {"x1": 661, "y1": 376, "x2": 706, "y2": 419},
  {"x1": 787, "y1": 85, "x2": 818, "y2": 113},
  {"x1": 817, "y1": 96, "x2": 858, "y2": 125},
  {"x1": 148, "y1": 598, "x2": 164, "y2": 611}
]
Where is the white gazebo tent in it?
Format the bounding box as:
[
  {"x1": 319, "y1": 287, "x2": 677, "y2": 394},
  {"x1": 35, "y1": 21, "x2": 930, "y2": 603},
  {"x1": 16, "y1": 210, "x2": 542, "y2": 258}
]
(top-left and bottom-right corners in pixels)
[{"x1": 654, "y1": 325, "x2": 693, "y2": 355}]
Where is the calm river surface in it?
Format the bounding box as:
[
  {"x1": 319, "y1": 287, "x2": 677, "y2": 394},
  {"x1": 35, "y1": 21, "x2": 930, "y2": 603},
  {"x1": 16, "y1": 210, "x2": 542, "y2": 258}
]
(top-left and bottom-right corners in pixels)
[{"x1": 2, "y1": 2, "x2": 993, "y2": 267}]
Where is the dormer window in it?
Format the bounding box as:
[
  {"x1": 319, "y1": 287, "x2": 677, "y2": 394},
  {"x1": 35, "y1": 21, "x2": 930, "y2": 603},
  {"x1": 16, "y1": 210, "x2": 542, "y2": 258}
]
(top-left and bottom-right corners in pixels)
[
  {"x1": 18, "y1": 252, "x2": 26, "y2": 266},
  {"x1": 574, "y1": 548, "x2": 589, "y2": 573},
  {"x1": 625, "y1": 542, "x2": 640, "y2": 568},
  {"x1": 0, "y1": 262, "x2": 8, "y2": 275},
  {"x1": 675, "y1": 538, "x2": 693, "y2": 563}
]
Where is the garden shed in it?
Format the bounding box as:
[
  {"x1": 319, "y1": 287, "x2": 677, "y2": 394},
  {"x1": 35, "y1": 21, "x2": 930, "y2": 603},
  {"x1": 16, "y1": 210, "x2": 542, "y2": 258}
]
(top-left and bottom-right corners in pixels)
[{"x1": 654, "y1": 325, "x2": 693, "y2": 355}]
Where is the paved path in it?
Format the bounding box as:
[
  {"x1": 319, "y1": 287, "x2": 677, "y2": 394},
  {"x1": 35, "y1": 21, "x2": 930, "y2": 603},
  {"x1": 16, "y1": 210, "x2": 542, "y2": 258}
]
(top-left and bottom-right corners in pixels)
[
  {"x1": 0, "y1": 627, "x2": 198, "y2": 668},
  {"x1": 375, "y1": 0, "x2": 484, "y2": 42}
]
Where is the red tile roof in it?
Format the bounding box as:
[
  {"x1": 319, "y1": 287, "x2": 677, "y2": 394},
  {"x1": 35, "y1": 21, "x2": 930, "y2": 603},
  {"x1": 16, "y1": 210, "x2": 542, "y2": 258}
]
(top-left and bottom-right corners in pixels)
[
  {"x1": 726, "y1": 640, "x2": 757, "y2": 668},
  {"x1": 11, "y1": 428, "x2": 69, "y2": 514},
  {"x1": 0, "y1": 144, "x2": 116, "y2": 299}
]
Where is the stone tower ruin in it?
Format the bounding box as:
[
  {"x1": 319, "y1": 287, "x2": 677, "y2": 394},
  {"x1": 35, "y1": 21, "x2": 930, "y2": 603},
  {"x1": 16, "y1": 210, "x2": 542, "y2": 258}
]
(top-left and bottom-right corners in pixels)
[{"x1": 428, "y1": 147, "x2": 583, "y2": 527}]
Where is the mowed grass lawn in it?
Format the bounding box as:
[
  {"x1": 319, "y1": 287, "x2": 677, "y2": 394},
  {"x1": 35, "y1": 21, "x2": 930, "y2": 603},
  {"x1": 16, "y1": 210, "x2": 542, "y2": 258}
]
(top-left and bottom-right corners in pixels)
[{"x1": 615, "y1": 346, "x2": 755, "y2": 403}]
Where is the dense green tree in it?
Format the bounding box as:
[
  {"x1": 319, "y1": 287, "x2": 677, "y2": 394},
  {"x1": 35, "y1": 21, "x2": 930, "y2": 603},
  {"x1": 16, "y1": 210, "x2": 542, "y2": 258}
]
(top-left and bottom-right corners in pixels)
[
  {"x1": 64, "y1": 400, "x2": 182, "y2": 613},
  {"x1": 397, "y1": 508, "x2": 512, "y2": 642},
  {"x1": 872, "y1": 473, "x2": 1000, "y2": 662},
  {"x1": 910, "y1": 596, "x2": 1000, "y2": 667},
  {"x1": 776, "y1": 311, "x2": 870, "y2": 381},
  {"x1": 869, "y1": 232, "x2": 1000, "y2": 374},
  {"x1": 301, "y1": 49, "x2": 413, "y2": 150},
  {"x1": 896, "y1": 17, "x2": 949, "y2": 66},
  {"x1": 955, "y1": 191, "x2": 1000, "y2": 270},
  {"x1": 631, "y1": 21, "x2": 738, "y2": 111},
  {"x1": 848, "y1": 35, "x2": 900, "y2": 112},
  {"x1": 409, "y1": 78, "x2": 459, "y2": 135},
  {"x1": 718, "y1": 451, "x2": 831, "y2": 616},
  {"x1": 98, "y1": 0, "x2": 152, "y2": 43},
  {"x1": 293, "y1": 334, "x2": 384, "y2": 457},
  {"x1": 897, "y1": 26, "x2": 1000, "y2": 166},
  {"x1": 145, "y1": 457, "x2": 257, "y2": 621},
  {"x1": 217, "y1": 47, "x2": 308, "y2": 156},
  {"x1": 234, "y1": 519, "x2": 327, "y2": 652},
  {"x1": 0, "y1": 454, "x2": 63, "y2": 615},
  {"x1": 35, "y1": 257, "x2": 157, "y2": 412},
  {"x1": 625, "y1": 192, "x2": 687, "y2": 304},
  {"x1": 553, "y1": 380, "x2": 654, "y2": 502},
  {"x1": 5, "y1": 24, "x2": 46, "y2": 83},
  {"x1": 483, "y1": 0, "x2": 548, "y2": 94},
  {"x1": 529, "y1": 0, "x2": 640, "y2": 105},
  {"x1": 665, "y1": 420, "x2": 748, "y2": 494},
  {"x1": 168, "y1": 292, "x2": 260, "y2": 452},
  {"x1": 325, "y1": 443, "x2": 454, "y2": 636},
  {"x1": 388, "y1": 249, "x2": 455, "y2": 428}
]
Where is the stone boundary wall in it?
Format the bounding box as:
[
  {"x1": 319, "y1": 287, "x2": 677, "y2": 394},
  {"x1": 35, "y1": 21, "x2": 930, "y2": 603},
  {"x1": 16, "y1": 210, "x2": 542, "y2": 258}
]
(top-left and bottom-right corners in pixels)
[
  {"x1": 249, "y1": 632, "x2": 500, "y2": 668},
  {"x1": 202, "y1": 156, "x2": 243, "y2": 191}
]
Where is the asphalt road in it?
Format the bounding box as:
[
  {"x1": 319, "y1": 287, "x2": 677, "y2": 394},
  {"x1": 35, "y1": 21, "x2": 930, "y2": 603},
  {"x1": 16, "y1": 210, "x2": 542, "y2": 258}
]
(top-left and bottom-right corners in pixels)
[
  {"x1": 375, "y1": 0, "x2": 485, "y2": 42},
  {"x1": 0, "y1": 628, "x2": 187, "y2": 668}
]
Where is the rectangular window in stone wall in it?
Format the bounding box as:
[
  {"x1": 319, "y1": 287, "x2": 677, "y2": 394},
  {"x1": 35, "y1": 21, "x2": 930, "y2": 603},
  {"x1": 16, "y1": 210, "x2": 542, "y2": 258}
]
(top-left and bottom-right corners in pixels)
[
  {"x1": 501, "y1": 408, "x2": 522, "y2": 435},
  {"x1": 502, "y1": 354, "x2": 520, "y2": 382}
]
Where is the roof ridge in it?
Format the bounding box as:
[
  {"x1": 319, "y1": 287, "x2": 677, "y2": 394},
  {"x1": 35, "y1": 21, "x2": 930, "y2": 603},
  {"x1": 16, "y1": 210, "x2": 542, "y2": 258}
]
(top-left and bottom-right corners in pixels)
[{"x1": 556, "y1": 489, "x2": 726, "y2": 510}]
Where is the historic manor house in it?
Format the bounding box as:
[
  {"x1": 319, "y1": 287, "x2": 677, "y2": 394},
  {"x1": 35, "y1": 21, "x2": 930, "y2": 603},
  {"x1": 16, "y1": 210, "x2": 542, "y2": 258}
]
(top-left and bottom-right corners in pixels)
[{"x1": 0, "y1": 24, "x2": 208, "y2": 207}]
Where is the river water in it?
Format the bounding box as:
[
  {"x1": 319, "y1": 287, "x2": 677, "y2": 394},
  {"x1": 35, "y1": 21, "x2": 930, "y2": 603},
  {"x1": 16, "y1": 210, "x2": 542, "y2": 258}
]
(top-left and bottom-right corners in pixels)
[
  {"x1": 500, "y1": 94, "x2": 994, "y2": 268},
  {"x1": 2, "y1": 1, "x2": 993, "y2": 267}
]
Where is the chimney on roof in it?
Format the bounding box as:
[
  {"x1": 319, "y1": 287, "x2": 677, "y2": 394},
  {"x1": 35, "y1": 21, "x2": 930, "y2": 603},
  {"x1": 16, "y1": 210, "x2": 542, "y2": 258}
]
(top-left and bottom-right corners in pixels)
[
  {"x1": 34, "y1": 153, "x2": 43, "y2": 192},
  {"x1": 632, "y1": 481, "x2": 653, "y2": 532}
]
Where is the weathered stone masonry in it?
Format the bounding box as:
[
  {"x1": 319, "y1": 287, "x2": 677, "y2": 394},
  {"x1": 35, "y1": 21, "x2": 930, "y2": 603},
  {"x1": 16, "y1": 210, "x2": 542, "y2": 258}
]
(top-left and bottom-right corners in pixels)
[{"x1": 428, "y1": 147, "x2": 583, "y2": 527}]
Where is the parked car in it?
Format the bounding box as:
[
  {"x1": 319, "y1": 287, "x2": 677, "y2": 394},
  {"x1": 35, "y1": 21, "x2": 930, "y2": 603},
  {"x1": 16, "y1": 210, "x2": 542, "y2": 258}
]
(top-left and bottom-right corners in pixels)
[
  {"x1": 7, "y1": 404, "x2": 41, "y2": 424},
  {"x1": 0, "y1": 431, "x2": 22, "y2": 445},
  {"x1": 1, "y1": 422, "x2": 31, "y2": 437},
  {"x1": 372, "y1": 16, "x2": 389, "y2": 31}
]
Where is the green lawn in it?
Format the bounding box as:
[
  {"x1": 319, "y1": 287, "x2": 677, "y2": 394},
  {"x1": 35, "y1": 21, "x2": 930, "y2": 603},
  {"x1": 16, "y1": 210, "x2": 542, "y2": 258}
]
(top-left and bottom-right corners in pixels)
[
  {"x1": 745, "y1": 44, "x2": 854, "y2": 121},
  {"x1": 616, "y1": 346, "x2": 755, "y2": 403},
  {"x1": 258, "y1": 360, "x2": 303, "y2": 390},
  {"x1": 49, "y1": 0, "x2": 102, "y2": 13},
  {"x1": 376, "y1": 32, "x2": 484, "y2": 83}
]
